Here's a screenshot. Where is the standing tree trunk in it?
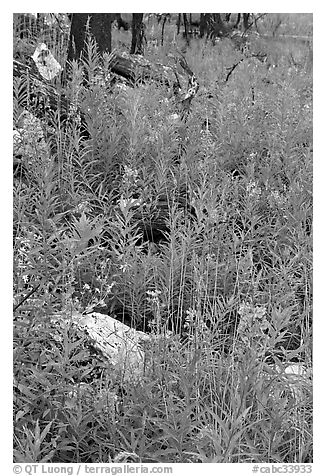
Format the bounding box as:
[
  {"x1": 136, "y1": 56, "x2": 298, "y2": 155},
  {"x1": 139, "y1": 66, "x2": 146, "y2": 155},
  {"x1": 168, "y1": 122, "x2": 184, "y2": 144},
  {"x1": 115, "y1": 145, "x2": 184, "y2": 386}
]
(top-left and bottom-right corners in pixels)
[
  {"x1": 212, "y1": 13, "x2": 228, "y2": 37},
  {"x1": 199, "y1": 13, "x2": 209, "y2": 38},
  {"x1": 177, "y1": 13, "x2": 181, "y2": 34},
  {"x1": 199, "y1": 13, "x2": 228, "y2": 39},
  {"x1": 67, "y1": 13, "x2": 112, "y2": 62},
  {"x1": 243, "y1": 13, "x2": 250, "y2": 31},
  {"x1": 234, "y1": 13, "x2": 241, "y2": 28},
  {"x1": 161, "y1": 15, "x2": 167, "y2": 46},
  {"x1": 130, "y1": 14, "x2": 145, "y2": 55},
  {"x1": 183, "y1": 13, "x2": 189, "y2": 45},
  {"x1": 114, "y1": 13, "x2": 130, "y2": 30}
]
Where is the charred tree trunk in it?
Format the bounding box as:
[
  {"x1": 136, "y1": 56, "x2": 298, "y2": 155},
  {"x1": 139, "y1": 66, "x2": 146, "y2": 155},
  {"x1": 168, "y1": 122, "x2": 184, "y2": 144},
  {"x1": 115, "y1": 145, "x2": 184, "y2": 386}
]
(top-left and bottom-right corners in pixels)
[
  {"x1": 161, "y1": 15, "x2": 167, "y2": 46},
  {"x1": 243, "y1": 13, "x2": 250, "y2": 30},
  {"x1": 183, "y1": 13, "x2": 189, "y2": 45},
  {"x1": 67, "y1": 13, "x2": 112, "y2": 62},
  {"x1": 235, "y1": 13, "x2": 241, "y2": 28},
  {"x1": 212, "y1": 13, "x2": 228, "y2": 37},
  {"x1": 199, "y1": 13, "x2": 228, "y2": 39},
  {"x1": 130, "y1": 13, "x2": 145, "y2": 55},
  {"x1": 199, "y1": 13, "x2": 209, "y2": 37},
  {"x1": 114, "y1": 13, "x2": 129, "y2": 30},
  {"x1": 177, "y1": 13, "x2": 181, "y2": 34}
]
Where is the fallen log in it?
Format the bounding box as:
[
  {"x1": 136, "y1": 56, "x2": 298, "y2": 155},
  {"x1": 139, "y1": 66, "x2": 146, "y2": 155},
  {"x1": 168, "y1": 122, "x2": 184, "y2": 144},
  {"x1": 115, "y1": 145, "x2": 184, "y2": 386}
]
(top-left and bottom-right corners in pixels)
[
  {"x1": 109, "y1": 51, "x2": 199, "y2": 108},
  {"x1": 13, "y1": 50, "x2": 199, "y2": 124},
  {"x1": 49, "y1": 311, "x2": 151, "y2": 383}
]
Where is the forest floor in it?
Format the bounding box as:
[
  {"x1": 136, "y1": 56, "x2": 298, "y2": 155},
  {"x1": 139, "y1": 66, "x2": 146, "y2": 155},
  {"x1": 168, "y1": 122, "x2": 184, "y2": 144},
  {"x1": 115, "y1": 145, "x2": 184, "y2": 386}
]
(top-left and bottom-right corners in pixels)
[{"x1": 13, "y1": 13, "x2": 313, "y2": 464}]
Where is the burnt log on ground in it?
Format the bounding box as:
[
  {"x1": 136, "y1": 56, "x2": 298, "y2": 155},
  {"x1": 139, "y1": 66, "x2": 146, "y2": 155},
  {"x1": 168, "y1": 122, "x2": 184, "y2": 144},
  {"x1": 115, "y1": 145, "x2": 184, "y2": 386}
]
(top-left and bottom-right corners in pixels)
[
  {"x1": 47, "y1": 311, "x2": 156, "y2": 384},
  {"x1": 13, "y1": 52, "x2": 199, "y2": 183},
  {"x1": 13, "y1": 51, "x2": 199, "y2": 123},
  {"x1": 71, "y1": 311, "x2": 150, "y2": 383}
]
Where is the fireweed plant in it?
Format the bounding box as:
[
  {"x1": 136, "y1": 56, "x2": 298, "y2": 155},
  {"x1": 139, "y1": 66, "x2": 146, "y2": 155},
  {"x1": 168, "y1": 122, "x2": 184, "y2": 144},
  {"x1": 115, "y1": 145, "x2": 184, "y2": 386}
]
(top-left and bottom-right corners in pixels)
[{"x1": 13, "y1": 15, "x2": 312, "y2": 463}]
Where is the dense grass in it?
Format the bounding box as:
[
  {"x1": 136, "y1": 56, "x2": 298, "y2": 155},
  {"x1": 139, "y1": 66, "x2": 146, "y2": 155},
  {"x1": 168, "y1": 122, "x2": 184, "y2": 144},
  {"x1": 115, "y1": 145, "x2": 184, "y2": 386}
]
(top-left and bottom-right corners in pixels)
[{"x1": 13, "y1": 14, "x2": 312, "y2": 463}]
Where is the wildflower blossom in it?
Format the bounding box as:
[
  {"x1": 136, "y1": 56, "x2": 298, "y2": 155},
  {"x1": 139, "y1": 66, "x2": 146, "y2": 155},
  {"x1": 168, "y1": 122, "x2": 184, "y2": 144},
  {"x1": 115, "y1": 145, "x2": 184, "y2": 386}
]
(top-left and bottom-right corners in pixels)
[
  {"x1": 123, "y1": 165, "x2": 139, "y2": 182},
  {"x1": 268, "y1": 189, "x2": 287, "y2": 208},
  {"x1": 246, "y1": 180, "x2": 262, "y2": 200},
  {"x1": 146, "y1": 289, "x2": 161, "y2": 306},
  {"x1": 237, "y1": 301, "x2": 268, "y2": 344},
  {"x1": 119, "y1": 263, "x2": 132, "y2": 273}
]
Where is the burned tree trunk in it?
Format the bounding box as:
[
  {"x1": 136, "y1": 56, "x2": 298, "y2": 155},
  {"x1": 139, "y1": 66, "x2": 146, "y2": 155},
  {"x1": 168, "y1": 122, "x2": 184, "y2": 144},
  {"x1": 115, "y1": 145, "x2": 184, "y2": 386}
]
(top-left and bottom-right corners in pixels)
[
  {"x1": 199, "y1": 13, "x2": 209, "y2": 37},
  {"x1": 183, "y1": 13, "x2": 189, "y2": 45},
  {"x1": 177, "y1": 14, "x2": 182, "y2": 34},
  {"x1": 199, "y1": 14, "x2": 229, "y2": 39},
  {"x1": 114, "y1": 13, "x2": 129, "y2": 30},
  {"x1": 161, "y1": 15, "x2": 167, "y2": 46},
  {"x1": 234, "y1": 13, "x2": 241, "y2": 29},
  {"x1": 67, "y1": 13, "x2": 112, "y2": 62},
  {"x1": 130, "y1": 13, "x2": 145, "y2": 55},
  {"x1": 243, "y1": 13, "x2": 250, "y2": 30},
  {"x1": 212, "y1": 13, "x2": 228, "y2": 37}
]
